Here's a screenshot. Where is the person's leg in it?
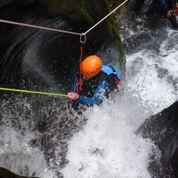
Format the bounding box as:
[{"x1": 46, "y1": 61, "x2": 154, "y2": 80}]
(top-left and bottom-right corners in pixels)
[{"x1": 167, "y1": 15, "x2": 178, "y2": 28}]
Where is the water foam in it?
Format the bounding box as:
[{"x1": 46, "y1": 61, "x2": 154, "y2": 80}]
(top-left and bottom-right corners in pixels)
[
  {"x1": 127, "y1": 29, "x2": 178, "y2": 113},
  {"x1": 61, "y1": 28, "x2": 178, "y2": 178},
  {"x1": 61, "y1": 93, "x2": 155, "y2": 178}
]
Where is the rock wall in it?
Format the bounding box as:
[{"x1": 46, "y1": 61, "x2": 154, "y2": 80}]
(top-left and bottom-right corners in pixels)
[
  {"x1": 0, "y1": 167, "x2": 38, "y2": 178},
  {"x1": 0, "y1": 0, "x2": 126, "y2": 87},
  {"x1": 138, "y1": 101, "x2": 178, "y2": 177}
]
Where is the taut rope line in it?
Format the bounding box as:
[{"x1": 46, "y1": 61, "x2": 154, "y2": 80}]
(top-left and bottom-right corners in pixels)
[
  {"x1": 84, "y1": 0, "x2": 129, "y2": 34},
  {"x1": 0, "y1": 0, "x2": 129, "y2": 37},
  {"x1": 0, "y1": 19, "x2": 81, "y2": 36},
  {"x1": 0, "y1": 0, "x2": 129, "y2": 97}
]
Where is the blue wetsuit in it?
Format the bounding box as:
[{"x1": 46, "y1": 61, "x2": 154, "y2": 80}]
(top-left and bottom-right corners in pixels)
[{"x1": 71, "y1": 65, "x2": 121, "y2": 106}]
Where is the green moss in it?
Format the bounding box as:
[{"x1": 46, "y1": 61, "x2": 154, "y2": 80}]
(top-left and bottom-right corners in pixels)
[
  {"x1": 106, "y1": 17, "x2": 125, "y2": 70},
  {"x1": 77, "y1": 1, "x2": 94, "y2": 23},
  {"x1": 41, "y1": 0, "x2": 125, "y2": 70},
  {"x1": 68, "y1": 0, "x2": 94, "y2": 23},
  {"x1": 104, "y1": 1, "x2": 125, "y2": 71},
  {"x1": 40, "y1": 0, "x2": 93, "y2": 23}
]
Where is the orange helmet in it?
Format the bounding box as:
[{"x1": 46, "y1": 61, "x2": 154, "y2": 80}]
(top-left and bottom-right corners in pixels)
[{"x1": 80, "y1": 55, "x2": 102, "y2": 78}]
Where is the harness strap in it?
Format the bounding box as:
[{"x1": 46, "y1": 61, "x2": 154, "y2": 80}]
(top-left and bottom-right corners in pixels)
[{"x1": 76, "y1": 81, "x2": 83, "y2": 93}]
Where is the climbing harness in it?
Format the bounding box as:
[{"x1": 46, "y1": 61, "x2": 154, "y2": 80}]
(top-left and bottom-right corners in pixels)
[
  {"x1": 0, "y1": 0, "x2": 128, "y2": 97},
  {"x1": 0, "y1": 87, "x2": 68, "y2": 97}
]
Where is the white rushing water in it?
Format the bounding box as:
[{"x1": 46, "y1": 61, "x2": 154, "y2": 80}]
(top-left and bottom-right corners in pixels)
[
  {"x1": 0, "y1": 127, "x2": 54, "y2": 178},
  {"x1": 61, "y1": 28, "x2": 178, "y2": 178},
  {"x1": 0, "y1": 98, "x2": 57, "y2": 178},
  {"x1": 0, "y1": 24, "x2": 177, "y2": 178},
  {"x1": 61, "y1": 98, "x2": 154, "y2": 178}
]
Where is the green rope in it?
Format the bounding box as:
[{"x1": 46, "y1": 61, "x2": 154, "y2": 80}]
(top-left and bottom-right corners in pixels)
[{"x1": 0, "y1": 87, "x2": 68, "y2": 97}]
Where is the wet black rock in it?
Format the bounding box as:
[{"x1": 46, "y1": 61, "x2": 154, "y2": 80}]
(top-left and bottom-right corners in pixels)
[
  {"x1": 0, "y1": 167, "x2": 38, "y2": 178},
  {"x1": 138, "y1": 101, "x2": 178, "y2": 177},
  {"x1": 0, "y1": 0, "x2": 14, "y2": 8},
  {"x1": 0, "y1": 0, "x2": 123, "y2": 90}
]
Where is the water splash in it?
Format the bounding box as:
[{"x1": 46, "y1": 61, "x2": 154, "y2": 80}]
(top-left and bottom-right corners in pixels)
[
  {"x1": 61, "y1": 92, "x2": 156, "y2": 178},
  {"x1": 61, "y1": 27, "x2": 178, "y2": 178}
]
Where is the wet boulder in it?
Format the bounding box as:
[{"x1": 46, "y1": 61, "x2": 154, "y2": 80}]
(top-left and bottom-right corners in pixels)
[
  {"x1": 138, "y1": 101, "x2": 178, "y2": 177},
  {"x1": 0, "y1": 167, "x2": 38, "y2": 178},
  {"x1": 0, "y1": 0, "x2": 125, "y2": 90}
]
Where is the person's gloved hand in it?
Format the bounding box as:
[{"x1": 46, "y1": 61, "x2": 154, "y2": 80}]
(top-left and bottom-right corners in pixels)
[
  {"x1": 166, "y1": 10, "x2": 172, "y2": 17},
  {"x1": 67, "y1": 92, "x2": 79, "y2": 100}
]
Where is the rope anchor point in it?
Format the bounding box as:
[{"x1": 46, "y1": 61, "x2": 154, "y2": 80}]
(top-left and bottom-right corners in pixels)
[{"x1": 80, "y1": 33, "x2": 87, "y2": 44}]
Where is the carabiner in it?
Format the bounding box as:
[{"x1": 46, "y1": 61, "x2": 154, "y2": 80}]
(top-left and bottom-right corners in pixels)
[{"x1": 80, "y1": 33, "x2": 87, "y2": 44}]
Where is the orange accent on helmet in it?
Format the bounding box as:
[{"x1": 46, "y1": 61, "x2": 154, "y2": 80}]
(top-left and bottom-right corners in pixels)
[{"x1": 80, "y1": 55, "x2": 102, "y2": 78}]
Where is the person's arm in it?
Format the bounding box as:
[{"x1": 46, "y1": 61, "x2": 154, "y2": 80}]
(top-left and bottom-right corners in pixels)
[
  {"x1": 78, "y1": 80, "x2": 109, "y2": 106},
  {"x1": 67, "y1": 75, "x2": 80, "y2": 101},
  {"x1": 70, "y1": 75, "x2": 78, "y2": 92}
]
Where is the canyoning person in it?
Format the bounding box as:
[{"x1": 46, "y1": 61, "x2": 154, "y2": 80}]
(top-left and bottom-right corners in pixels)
[
  {"x1": 67, "y1": 55, "x2": 121, "y2": 107},
  {"x1": 148, "y1": 0, "x2": 178, "y2": 28},
  {"x1": 165, "y1": 0, "x2": 178, "y2": 28},
  {"x1": 160, "y1": 0, "x2": 178, "y2": 18}
]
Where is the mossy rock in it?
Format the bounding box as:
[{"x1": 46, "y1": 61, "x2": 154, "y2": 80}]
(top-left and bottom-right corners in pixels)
[
  {"x1": 0, "y1": 0, "x2": 126, "y2": 72},
  {"x1": 40, "y1": 0, "x2": 126, "y2": 70}
]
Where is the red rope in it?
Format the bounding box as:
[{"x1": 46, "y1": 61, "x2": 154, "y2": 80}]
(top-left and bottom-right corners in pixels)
[
  {"x1": 79, "y1": 44, "x2": 84, "y2": 81},
  {"x1": 76, "y1": 44, "x2": 84, "y2": 93}
]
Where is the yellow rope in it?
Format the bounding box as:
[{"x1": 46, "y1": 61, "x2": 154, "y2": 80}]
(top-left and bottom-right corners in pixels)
[{"x1": 0, "y1": 87, "x2": 68, "y2": 97}]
